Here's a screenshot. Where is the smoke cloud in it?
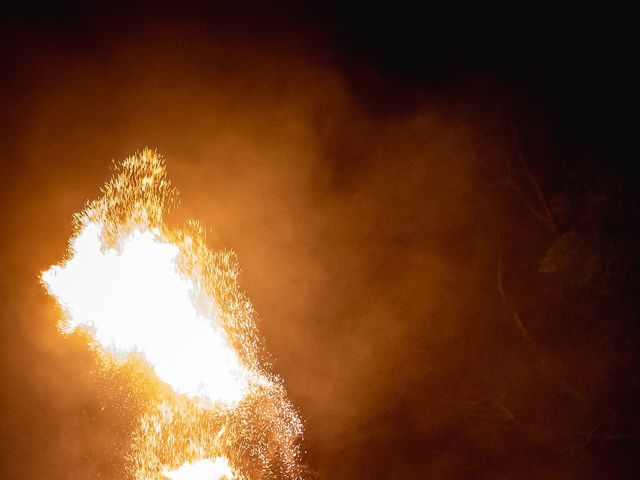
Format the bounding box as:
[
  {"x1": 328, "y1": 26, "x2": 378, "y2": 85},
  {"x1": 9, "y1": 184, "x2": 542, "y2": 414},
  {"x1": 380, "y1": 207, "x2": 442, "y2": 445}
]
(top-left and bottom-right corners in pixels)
[{"x1": 1, "y1": 4, "x2": 637, "y2": 479}]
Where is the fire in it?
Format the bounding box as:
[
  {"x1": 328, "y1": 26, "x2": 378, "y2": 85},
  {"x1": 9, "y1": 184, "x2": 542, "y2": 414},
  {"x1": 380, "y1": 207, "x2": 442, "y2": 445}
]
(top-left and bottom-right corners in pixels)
[
  {"x1": 41, "y1": 149, "x2": 305, "y2": 479},
  {"x1": 43, "y1": 223, "x2": 254, "y2": 405},
  {"x1": 163, "y1": 458, "x2": 234, "y2": 480}
]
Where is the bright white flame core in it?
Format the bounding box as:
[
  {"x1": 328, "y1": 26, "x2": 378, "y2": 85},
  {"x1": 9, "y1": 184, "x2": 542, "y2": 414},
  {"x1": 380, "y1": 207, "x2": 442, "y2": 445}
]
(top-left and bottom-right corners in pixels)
[
  {"x1": 41, "y1": 151, "x2": 305, "y2": 478},
  {"x1": 42, "y1": 221, "x2": 252, "y2": 405},
  {"x1": 162, "y1": 458, "x2": 234, "y2": 480}
]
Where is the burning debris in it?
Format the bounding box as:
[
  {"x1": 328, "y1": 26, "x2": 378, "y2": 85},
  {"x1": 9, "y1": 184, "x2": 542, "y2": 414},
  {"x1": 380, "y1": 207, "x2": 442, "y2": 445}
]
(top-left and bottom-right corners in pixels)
[{"x1": 41, "y1": 149, "x2": 306, "y2": 479}]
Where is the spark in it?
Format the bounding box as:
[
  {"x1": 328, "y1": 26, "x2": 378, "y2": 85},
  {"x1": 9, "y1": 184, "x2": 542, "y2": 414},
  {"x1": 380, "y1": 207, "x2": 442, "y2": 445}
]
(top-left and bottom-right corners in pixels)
[{"x1": 41, "y1": 149, "x2": 306, "y2": 479}]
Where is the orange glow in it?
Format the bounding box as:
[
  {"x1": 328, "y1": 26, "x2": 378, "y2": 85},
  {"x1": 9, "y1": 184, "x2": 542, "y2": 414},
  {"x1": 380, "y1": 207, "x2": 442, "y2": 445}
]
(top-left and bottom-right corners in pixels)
[{"x1": 41, "y1": 149, "x2": 304, "y2": 479}]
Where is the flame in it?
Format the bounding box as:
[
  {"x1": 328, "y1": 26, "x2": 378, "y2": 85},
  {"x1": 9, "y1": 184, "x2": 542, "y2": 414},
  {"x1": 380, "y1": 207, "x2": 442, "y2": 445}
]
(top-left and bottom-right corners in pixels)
[
  {"x1": 163, "y1": 458, "x2": 234, "y2": 480},
  {"x1": 41, "y1": 149, "x2": 305, "y2": 479},
  {"x1": 43, "y1": 222, "x2": 254, "y2": 405}
]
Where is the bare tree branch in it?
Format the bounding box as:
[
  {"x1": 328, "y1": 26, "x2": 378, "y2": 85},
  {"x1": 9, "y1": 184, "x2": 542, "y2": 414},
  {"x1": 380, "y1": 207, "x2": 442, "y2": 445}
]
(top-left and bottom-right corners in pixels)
[
  {"x1": 518, "y1": 151, "x2": 557, "y2": 233},
  {"x1": 496, "y1": 255, "x2": 586, "y2": 404},
  {"x1": 507, "y1": 121, "x2": 557, "y2": 233},
  {"x1": 496, "y1": 255, "x2": 535, "y2": 347}
]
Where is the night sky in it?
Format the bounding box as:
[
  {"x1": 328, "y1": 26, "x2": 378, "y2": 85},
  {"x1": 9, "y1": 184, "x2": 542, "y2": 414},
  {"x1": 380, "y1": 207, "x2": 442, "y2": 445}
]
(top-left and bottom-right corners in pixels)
[{"x1": 1, "y1": 3, "x2": 638, "y2": 479}]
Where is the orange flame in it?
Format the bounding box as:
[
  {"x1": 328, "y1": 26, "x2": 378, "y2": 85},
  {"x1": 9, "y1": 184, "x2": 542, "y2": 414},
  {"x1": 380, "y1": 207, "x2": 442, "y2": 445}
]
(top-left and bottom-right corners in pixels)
[{"x1": 41, "y1": 149, "x2": 305, "y2": 479}]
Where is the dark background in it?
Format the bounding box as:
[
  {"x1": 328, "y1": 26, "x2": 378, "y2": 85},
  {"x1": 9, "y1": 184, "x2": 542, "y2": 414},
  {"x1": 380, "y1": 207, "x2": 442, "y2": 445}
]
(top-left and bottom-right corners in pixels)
[{"x1": 1, "y1": 2, "x2": 638, "y2": 478}]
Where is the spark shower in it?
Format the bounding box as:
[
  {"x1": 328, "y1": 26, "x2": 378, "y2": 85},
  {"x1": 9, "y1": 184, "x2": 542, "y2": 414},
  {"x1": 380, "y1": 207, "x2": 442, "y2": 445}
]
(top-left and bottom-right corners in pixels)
[{"x1": 41, "y1": 149, "x2": 306, "y2": 480}]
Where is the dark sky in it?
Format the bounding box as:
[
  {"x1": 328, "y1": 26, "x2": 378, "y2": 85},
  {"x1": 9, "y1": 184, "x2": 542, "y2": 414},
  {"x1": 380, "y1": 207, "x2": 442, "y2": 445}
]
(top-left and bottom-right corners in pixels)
[{"x1": 1, "y1": 2, "x2": 638, "y2": 479}]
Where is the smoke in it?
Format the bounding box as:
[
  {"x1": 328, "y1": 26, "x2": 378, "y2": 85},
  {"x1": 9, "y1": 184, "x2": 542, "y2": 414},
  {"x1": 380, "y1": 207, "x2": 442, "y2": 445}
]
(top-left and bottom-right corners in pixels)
[{"x1": 1, "y1": 5, "x2": 635, "y2": 479}]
